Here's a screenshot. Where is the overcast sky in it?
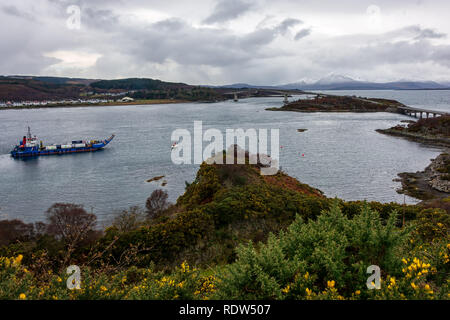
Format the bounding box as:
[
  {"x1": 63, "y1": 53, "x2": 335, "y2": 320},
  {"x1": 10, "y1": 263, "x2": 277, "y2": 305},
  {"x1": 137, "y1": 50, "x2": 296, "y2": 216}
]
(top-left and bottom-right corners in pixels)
[{"x1": 1, "y1": 0, "x2": 450, "y2": 85}]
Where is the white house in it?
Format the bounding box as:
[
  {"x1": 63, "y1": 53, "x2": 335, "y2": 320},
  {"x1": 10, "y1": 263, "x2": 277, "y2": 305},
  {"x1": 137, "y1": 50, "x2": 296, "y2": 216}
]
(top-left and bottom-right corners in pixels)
[{"x1": 120, "y1": 96, "x2": 134, "y2": 102}]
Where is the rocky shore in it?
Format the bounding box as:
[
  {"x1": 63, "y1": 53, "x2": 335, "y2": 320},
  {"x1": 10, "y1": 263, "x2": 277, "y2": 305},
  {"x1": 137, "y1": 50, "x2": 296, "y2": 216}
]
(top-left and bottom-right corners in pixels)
[
  {"x1": 376, "y1": 128, "x2": 450, "y2": 148},
  {"x1": 396, "y1": 152, "x2": 450, "y2": 200},
  {"x1": 378, "y1": 116, "x2": 450, "y2": 202}
]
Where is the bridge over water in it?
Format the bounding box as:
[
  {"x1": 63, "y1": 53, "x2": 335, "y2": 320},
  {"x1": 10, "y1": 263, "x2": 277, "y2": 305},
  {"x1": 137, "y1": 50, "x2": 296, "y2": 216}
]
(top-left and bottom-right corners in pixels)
[
  {"x1": 222, "y1": 89, "x2": 294, "y2": 102},
  {"x1": 397, "y1": 106, "x2": 449, "y2": 119}
]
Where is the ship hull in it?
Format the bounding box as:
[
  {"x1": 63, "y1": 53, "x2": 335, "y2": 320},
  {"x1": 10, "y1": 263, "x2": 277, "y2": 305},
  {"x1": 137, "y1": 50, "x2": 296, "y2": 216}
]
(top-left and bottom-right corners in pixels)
[
  {"x1": 10, "y1": 134, "x2": 115, "y2": 159},
  {"x1": 11, "y1": 146, "x2": 105, "y2": 158}
]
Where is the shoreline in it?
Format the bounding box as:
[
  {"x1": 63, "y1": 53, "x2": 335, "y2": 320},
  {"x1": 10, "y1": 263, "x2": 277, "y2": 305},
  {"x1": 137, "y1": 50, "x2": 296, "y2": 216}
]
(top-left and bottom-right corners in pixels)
[
  {"x1": 376, "y1": 128, "x2": 450, "y2": 148},
  {"x1": 377, "y1": 126, "x2": 450, "y2": 202},
  {"x1": 0, "y1": 99, "x2": 194, "y2": 110}
]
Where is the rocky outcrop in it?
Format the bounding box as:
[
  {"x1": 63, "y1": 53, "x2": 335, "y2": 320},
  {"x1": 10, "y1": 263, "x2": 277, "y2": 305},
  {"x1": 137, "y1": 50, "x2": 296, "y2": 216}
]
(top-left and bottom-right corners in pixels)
[
  {"x1": 426, "y1": 153, "x2": 450, "y2": 193},
  {"x1": 397, "y1": 151, "x2": 450, "y2": 200}
]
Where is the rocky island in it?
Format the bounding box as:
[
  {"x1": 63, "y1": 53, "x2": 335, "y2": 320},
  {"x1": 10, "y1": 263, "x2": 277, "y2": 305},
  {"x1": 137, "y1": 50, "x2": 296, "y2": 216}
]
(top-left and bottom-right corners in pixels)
[{"x1": 267, "y1": 94, "x2": 405, "y2": 113}]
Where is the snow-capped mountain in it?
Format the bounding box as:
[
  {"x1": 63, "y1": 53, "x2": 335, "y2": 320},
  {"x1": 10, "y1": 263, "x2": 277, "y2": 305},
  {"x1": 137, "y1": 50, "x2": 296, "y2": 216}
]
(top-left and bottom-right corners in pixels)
[{"x1": 315, "y1": 74, "x2": 358, "y2": 85}]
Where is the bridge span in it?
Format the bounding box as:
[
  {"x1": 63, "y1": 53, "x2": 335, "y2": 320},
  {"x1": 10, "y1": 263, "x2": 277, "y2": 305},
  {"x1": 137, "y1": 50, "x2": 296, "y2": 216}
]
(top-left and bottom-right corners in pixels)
[{"x1": 397, "y1": 106, "x2": 449, "y2": 119}]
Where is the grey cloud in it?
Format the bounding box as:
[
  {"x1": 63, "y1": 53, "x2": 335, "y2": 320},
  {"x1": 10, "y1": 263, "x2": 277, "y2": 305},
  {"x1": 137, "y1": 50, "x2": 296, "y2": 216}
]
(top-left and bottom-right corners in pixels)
[
  {"x1": 2, "y1": 0, "x2": 450, "y2": 84},
  {"x1": 2, "y1": 5, "x2": 36, "y2": 21},
  {"x1": 381, "y1": 25, "x2": 447, "y2": 41},
  {"x1": 203, "y1": 0, "x2": 253, "y2": 24},
  {"x1": 309, "y1": 37, "x2": 450, "y2": 72},
  {"x1": 431, "y1": 45, "x2": 450, "y2": 67},
  {"x1": 82, "y1": 7, "x2": 120, "y2": 30},
  {"x1": 294, "y1": 28, "x2": 311, "y2": 41},
  {"x1": 415, "y1": 28, "x2": 446, "y2": 40},
  {"x1": 275, "y1": 18, "x2": 302, "y2": 35},
  {"x1": 104, "y1": 16, "x2": 300, "y2": 68}
]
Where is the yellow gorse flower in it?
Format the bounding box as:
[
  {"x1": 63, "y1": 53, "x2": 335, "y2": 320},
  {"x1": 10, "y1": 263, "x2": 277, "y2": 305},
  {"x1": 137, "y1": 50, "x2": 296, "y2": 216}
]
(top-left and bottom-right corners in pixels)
[
  {"x1": 281, "y1": 284, "x2": 291, "y2": 294},
  {"x1": 181, "y1": 261, "x2": 190, "y2": 273},
  {"x1": 19, "y1": 293, "x2": 26, "y2": 300},
  {"x1": 13, "y1": 254, "x2": 23, "y2": 267},
  {"x1": 327, "y1": 280, "x2": 335, "y2": 288}
]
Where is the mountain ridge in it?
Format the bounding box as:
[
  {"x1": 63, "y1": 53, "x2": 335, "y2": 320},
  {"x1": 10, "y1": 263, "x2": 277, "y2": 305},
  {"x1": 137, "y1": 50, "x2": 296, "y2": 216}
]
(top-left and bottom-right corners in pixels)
[{"x1": 222, "y1": 74, "x2": 450, "y2": 91}]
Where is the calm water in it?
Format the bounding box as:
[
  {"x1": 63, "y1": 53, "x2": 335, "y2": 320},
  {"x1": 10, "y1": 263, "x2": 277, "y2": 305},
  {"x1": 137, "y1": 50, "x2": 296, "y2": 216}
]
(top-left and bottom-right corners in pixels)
[{"x1": 0, "y1": 90, "x2": 448, "y2": 223}]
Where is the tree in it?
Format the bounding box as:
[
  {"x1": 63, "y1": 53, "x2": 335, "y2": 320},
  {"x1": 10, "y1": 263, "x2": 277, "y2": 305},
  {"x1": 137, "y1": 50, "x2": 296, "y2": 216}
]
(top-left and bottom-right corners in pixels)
[
  {"x1": 45, "y1": 203, "x2": 97, "y2": 247},
  {"x1": 145, "y1": 189, "x2": 169, "y2": 220},
  {"x1": 112, "y1": 206, "x2": 146, "y2": 232}
]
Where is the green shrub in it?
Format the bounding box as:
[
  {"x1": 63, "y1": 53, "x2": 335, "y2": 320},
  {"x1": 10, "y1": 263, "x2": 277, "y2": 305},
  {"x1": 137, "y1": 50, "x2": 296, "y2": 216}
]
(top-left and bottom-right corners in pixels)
[{"x1": 214, "y1": 201, "x2": 412, "y2": 299}]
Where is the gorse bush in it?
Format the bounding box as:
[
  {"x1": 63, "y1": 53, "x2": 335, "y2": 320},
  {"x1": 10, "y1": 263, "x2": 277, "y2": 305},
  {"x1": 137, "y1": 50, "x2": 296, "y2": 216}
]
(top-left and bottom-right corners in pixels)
[
  {"x1": 213, "y1": 202, "x2": 427, "y2": 299},
  {"x1": 0, "y1": 203, "x2": 448, "y2": 300},
  {"x1": 0, "y1": 256, "x2": 216, "y2": 300}
]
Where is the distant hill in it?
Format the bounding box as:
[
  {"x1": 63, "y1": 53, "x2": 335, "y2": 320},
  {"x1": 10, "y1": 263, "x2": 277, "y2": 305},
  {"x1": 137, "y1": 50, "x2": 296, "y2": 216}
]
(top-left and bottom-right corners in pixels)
[
  {"x1": 214, "y1": 83, "x2": 281, "y2": 90},
  {"x1": 222, "y1": 74, "x2": 450, "y2": 91},
  {"x1": 0, "y1": 76, "x2": 208, "y2": 101},
  {"x1": 90, "y1": 78, "x2": 190, "y2": 90},
  {"x1": 0, "y1": 76, "x2": 86, "y2": 101}
]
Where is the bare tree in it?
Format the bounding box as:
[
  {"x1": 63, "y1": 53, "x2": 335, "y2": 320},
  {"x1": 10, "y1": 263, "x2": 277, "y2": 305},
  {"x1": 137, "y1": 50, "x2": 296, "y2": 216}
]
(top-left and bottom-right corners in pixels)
[
  {"x1": 145, "y1": 189, "x2": 169, "y2": 220},
  {"x1": 112, "y1": 206, "x2": 146, "y2": 232},
  {"x1": 45, "y1": 203, "x2": 97, "y2": 247}
]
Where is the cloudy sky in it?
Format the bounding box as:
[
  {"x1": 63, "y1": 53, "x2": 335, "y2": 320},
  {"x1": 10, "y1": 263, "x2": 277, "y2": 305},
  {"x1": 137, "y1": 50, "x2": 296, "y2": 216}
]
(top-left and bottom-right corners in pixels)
[{"x1": 1, "y1": 0, "x2": 450, "y2": 85}]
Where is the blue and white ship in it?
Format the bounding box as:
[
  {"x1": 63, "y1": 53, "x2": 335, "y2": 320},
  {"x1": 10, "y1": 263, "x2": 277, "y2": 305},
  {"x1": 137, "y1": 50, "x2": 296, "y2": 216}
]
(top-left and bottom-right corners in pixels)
[{"x1": 10, "y1": 127, "x2": 115, "y2": 158}]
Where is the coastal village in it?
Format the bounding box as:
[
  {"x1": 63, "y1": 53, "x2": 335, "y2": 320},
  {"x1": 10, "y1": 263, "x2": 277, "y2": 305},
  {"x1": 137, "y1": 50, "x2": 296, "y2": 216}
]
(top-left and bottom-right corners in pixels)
[{"x1": 0, "y1": 95, "x2": 134, "y2": 108}]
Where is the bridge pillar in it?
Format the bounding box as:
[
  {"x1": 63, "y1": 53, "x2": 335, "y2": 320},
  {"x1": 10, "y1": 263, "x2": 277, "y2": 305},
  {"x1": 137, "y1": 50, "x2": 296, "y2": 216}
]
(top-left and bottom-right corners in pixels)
[
  {"x1": 434, "y1": 113, "x2": 437, "y2": 117},
  {"x1": 426, "y1": 112, "x2": 429, "y2": 118},
  {"x1": 420, "y1": 112, "x2": 423, "y2": 119}
]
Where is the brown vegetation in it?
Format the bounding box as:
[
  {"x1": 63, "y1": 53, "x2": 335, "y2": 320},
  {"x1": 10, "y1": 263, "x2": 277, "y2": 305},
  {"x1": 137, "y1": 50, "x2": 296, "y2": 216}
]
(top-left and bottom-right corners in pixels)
[{"x1": 267, "y1": 95, "x2": 404, "y2": 113}]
